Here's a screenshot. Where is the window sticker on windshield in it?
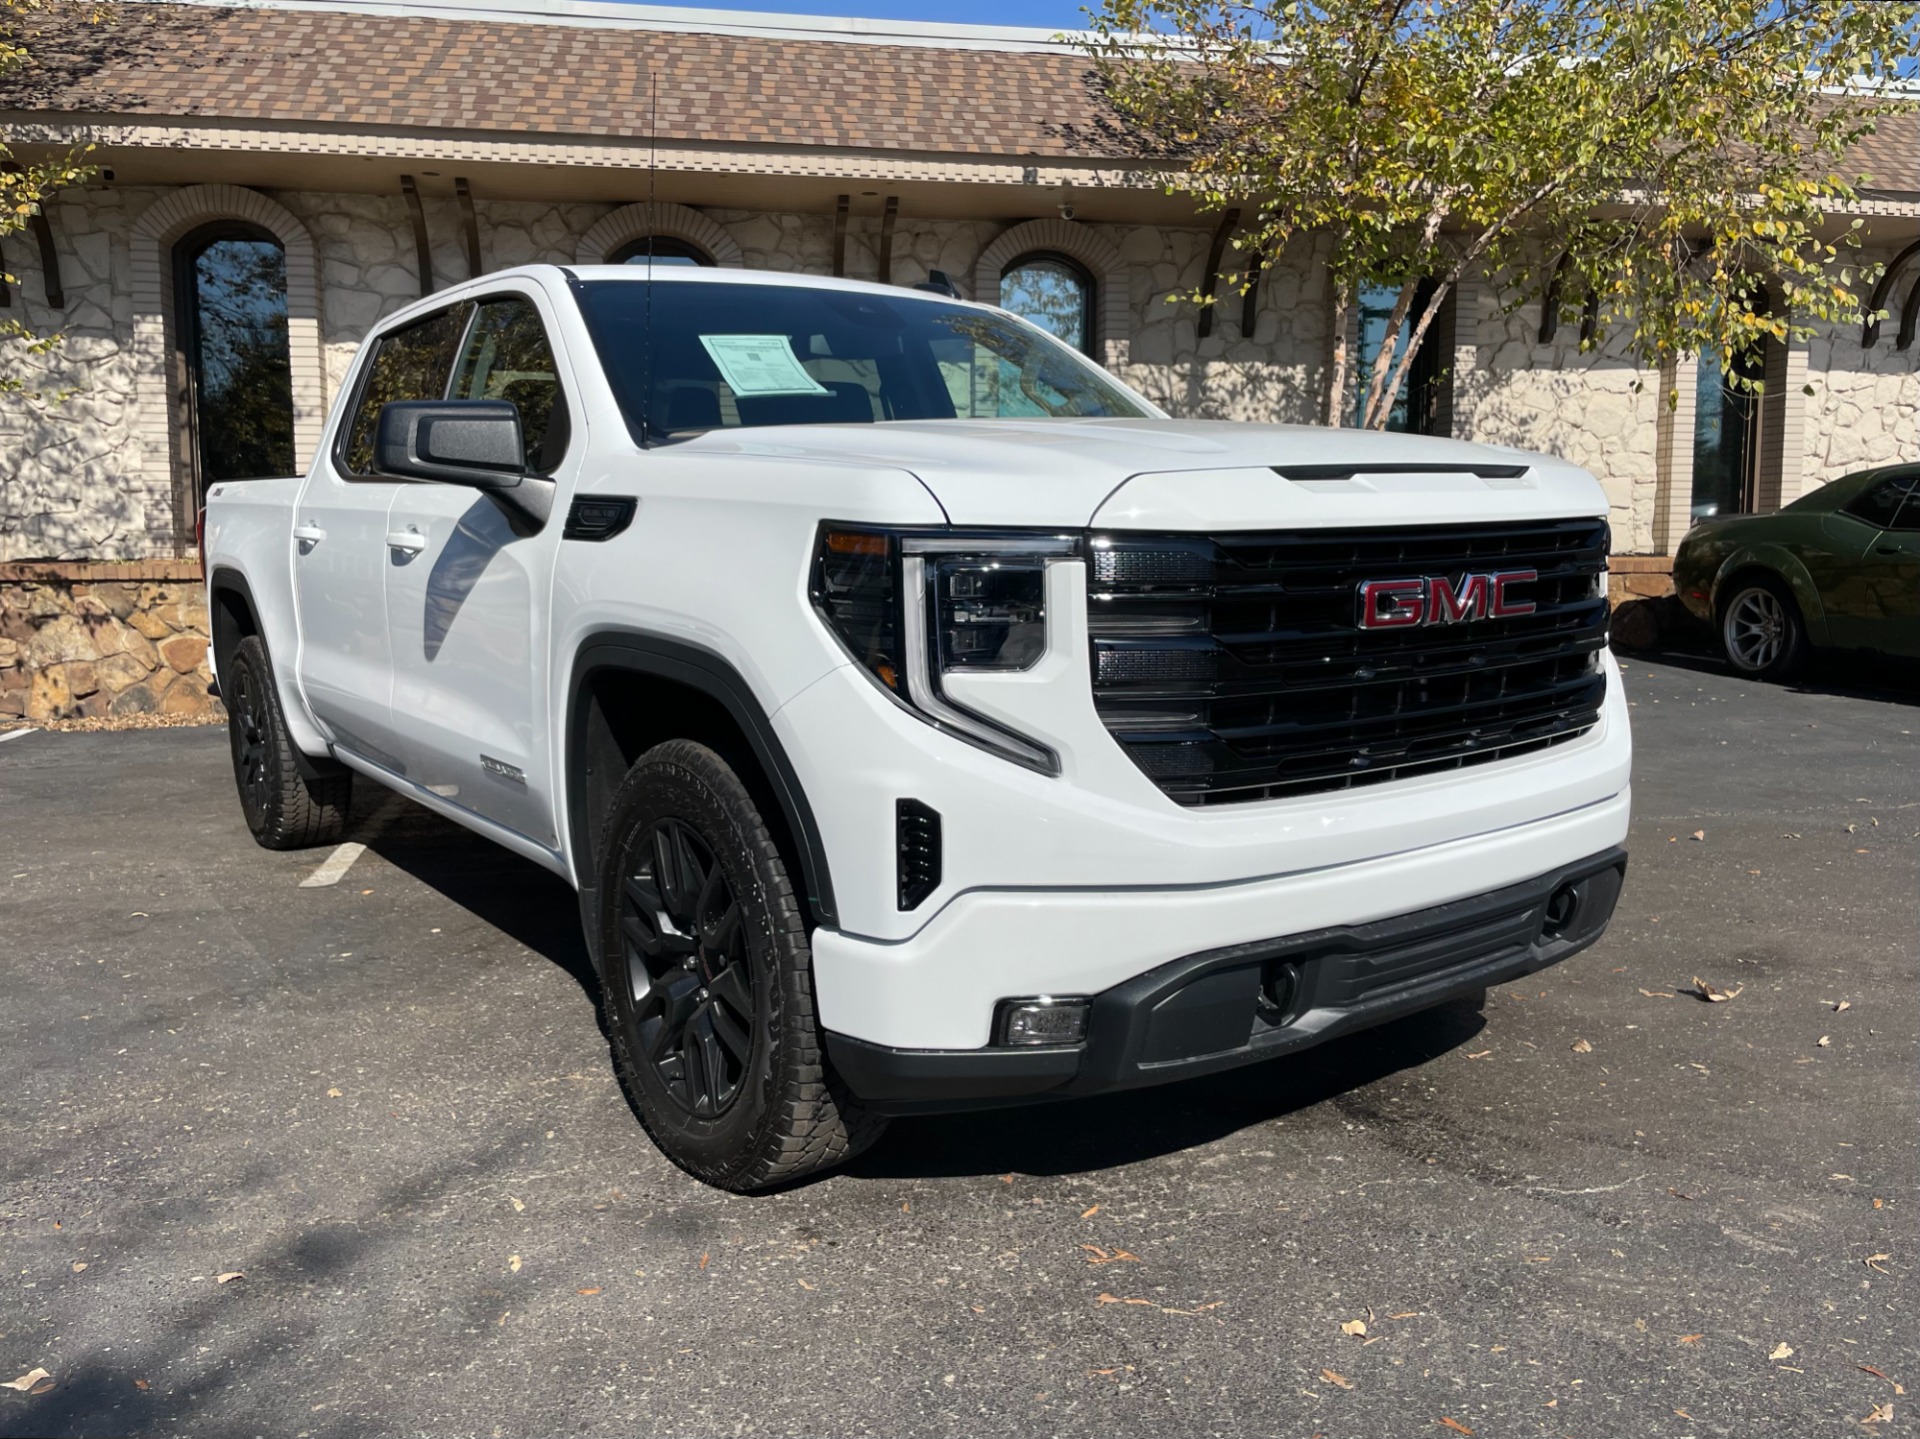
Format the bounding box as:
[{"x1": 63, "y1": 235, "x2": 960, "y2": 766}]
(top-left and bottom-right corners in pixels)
[{"x1": 698, "y1": 335, "x2": 829, "y2": 397}]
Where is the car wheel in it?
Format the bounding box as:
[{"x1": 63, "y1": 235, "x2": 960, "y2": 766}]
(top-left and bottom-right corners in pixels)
[
  {"x1": 595, "y1": 739, "x2": 885, "y2": 1191},
  {"x1": 1718, "y1": 577, "x2": 1808, "y2": 681},
  {"x1": 225, "y1": 634, "x2": 353, "y2": 849}
]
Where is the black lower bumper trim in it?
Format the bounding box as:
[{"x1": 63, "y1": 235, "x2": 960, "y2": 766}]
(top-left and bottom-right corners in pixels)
[{"x1": 827, "y1": 846, "x2": 1627, "y2": 1114}]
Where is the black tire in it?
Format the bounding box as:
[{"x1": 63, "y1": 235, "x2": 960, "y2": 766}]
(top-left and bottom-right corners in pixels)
[
  {"x1": 225, "y1": 634, "x2": 352, "y2": 849},
  {"x1": 595, "y1": 740, "x2": 884, "y2": 1191},
  {"x1": 1717, "y1": 574, "x2": 1808, "y2": 682}
]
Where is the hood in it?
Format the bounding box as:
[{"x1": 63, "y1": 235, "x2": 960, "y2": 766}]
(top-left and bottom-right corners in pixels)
[{"x1": 670, "y1": 417, "x2": 1608, "y2": 529}]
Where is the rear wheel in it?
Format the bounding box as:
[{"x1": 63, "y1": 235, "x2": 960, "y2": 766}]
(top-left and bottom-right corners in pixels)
[
  {"x1": 225, "y1": 634, "x2": 352, "y2": 849},
  {"x1": 1718, "y1": 576, "x2": 1808, "y2": 681},
  {"x1": 595, "y1": 739, "x2": 884, "y2": 1191}
]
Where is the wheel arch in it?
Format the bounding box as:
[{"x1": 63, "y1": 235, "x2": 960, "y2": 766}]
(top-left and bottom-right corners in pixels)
[
  {"x1": 206, "y1": 566, "x2": 344, "y2": 781},
  {"x1": 566, "y1": 633, "x2": 838, "y2": 938},
  {"x1": 1712, "y1": 546, "x2": 1830, "y2": 646}
]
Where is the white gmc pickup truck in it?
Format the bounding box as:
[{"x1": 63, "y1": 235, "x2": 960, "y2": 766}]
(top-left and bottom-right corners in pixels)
[{"x1": 204, "y1": 264, "x2": 1631, "y2": 1190}]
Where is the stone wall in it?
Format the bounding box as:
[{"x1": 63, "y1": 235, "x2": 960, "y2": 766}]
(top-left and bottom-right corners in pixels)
[
  {"x1": 0, "y1": 560, "x2": 219, "y2": 723},
  {"x1": 1, "y1": 180, "x2": 1914, "y2": 566}
]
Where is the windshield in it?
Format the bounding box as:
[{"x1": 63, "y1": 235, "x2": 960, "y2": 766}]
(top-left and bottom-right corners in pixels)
[{"x1": 574, "y1": 279, "x2": 1149, "y2": 443}]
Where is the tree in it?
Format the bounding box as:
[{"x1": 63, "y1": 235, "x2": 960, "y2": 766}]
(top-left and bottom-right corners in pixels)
[
  {"x1": 1083, "y1": 0, "x2": 1920, "y2": 429},
  {"x1": 1, "y1": 0, "x2": 95, "y2": 397}
]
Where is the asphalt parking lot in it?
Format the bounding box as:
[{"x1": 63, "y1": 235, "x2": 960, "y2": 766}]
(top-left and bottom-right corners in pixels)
[{"x1": 2, "y1": 653, "x2": 1914, "y2": 1439}]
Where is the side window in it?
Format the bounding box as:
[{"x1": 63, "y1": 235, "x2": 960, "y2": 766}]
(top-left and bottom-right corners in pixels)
[
  {"x1": 451, "y1": 297, "x2": 570, "y2": 473},
  {"x1": 338, "y1": 304, "x2": 472, "y2": 476},
  {"x1": 1844, "y1": 469, "x2": 1920, "y2": 531}
]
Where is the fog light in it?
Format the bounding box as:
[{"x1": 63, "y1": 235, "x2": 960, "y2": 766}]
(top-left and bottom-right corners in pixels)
[
  {"x1": 1258, "y1": 959, "x2": 1303, "y2": 1021},
  {"x1": 996, "y1": 997, "x2": 1089, "y2": 1047}
]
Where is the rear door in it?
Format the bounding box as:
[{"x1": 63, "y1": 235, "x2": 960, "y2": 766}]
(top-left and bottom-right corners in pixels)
[
  {"x1": 380, "y1": 288, "x2": 576, "y2": 845},
  {"x1": 1823, "y1": 468, "x2": 1920, "y2": 657},
  {"x1": 292, "y1": 303, "x2": 471, "y2": 766}
]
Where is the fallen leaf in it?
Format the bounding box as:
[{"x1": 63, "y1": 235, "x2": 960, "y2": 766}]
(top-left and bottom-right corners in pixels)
[
  {"x1": 1690, "y1": 830, "x2": 1706, "y2": 842},
  {"x1": 1770, "y1": 1343, "x2": 1794, "y2": 1360},
  {"x1": 1081, "y1": 1205, "x2": 1100, "y2": 1219},
  {"x1": 1465, "y1": 1050, "x2": 1492, "y2": 1060},
  {"x1": 1678, "y1": 1334, "x2": 1704, "y2": 1344},
  {"x1": 2, "y1": 1369, "x2": 50, "y2": 1393},
  {"x1": 133, "y1": 1379, "x2": 149, "y2": 1391},
  {"x1": 326, "y1": 1087, "x2": 343, "y2": 1098},
  {"x1": 1571, "y1": 1038, "x2": 1593, "y2": 1053},
  {"x1": 1389, "y1": 1311, "x2": 1421, "y2": 1320},
  {"x1": 1859, "y1": 1366, "x2": 1905, "y2": 1394},
  {"x1": 510, "y1": 1196, "x2": 525, "y2": 1213},
  {"x1": 1863, "y1": 1402, "x2": 1893, "y2": 1425},
  {"x1": 1340, "y1": 1319, "x2": 1368, "y2": 1337},
  {"x1": 1668, "y1": 1188, "x2": 1696, "y2": 1201},
  {"x1": 71, "y1": 1262, "x2": 86, "y2": 1273},
  {"x1": 215, "y1": 1271, "x2": 244, "y2": 1284},
  {"x1": 1865, "y1": 1253, "x2": 1892, "y2": 1274},
  {"x1": 508, "y1": 1255, "x2": 521, "y2": 1273},
  {"x1": 1834, "y1": 1000, "x2": 1853, "y2": 1013},
  {"x1": 1320, "y1": 1368, "x2": 1353, "y2": 1390},
  {"x1": 699, "y1": 1252, "x2": 710, "y2": 1271},
  {"x1": 1639, "y1": 989, "x2": 1676, "y2": 998},
  {"x1": 576, "y1": 1287, "x2": 601, "y2": 1296},
  {"x1": 797, "y1": 1279, "x2": 815, "y2": 1291},
  {"x1": 1818, "y1": 1035, "x2": 1832, "y2": 1047},
  {"x1": 901, "y1": 1201, "x2": 910, "y2": 1212},
  {"x1": 1692, "y1": 976, "x2": 1744, "y2": 1002},
  {"x1": 1080, "y1": 1245, "x2": 1140, "y2": 1265},
  {"x1": 1001, "y1": 1174, "x2": 1015, "y2": 1184},
  {"x1": 1439, "y1": 1418, "x2": 1474, "y2": 1436}
]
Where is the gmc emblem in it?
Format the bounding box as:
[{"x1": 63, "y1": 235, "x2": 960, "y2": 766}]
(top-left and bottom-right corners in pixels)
[{"x1": 1357, "y1": 570, "x2": 1537, "y2": 629}]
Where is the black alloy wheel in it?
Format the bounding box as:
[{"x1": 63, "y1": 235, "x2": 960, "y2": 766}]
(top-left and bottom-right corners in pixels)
[
  {"x1": 223, "y1": 634, "x2": 352, "y2": 849},
  {"x1": 618, "y1": 817, "x2": 757, "y2": 1118},
  {"x1": 595, "y1": 740, "x2": 884, "y2": 1190}
]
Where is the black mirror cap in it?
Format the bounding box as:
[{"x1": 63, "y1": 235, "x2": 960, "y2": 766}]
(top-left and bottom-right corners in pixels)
[{"x1": 374, "y1": 400, "x2": 527, "y2": 488}]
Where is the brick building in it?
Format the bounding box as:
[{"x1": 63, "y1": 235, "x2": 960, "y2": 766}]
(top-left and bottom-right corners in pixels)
[{"x1": 0, "y1": 0, "x2": 1916, "y2": 580}]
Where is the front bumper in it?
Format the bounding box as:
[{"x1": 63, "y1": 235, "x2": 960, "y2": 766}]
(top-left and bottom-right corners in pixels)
[{"x1": 829, "y1": 845, "x2": 1626, "y2": 1114}]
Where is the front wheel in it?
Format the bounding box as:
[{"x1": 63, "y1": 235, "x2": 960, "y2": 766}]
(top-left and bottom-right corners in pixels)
[
  {"x1": 1718, "y1": 577, "x2": 1808, "y2": 681},
  {"x1": 595, "y1": 740, "x2": 884, "y2": 1191},
  {"x1": 225, "y1": 634, "x2": 352, "y2": 849}
]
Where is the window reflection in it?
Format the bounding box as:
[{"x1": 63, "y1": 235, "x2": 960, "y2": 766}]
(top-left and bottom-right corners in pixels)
[
  {"x1": 999, "y1": 254, "x2": 1094, "y2": 356},
  {"x1": 181, "y1": 226, "x2": 295, "y2": 488}
]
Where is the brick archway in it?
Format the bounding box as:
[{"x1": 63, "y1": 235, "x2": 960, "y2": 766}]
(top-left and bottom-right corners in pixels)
[
  {"x1": 131, "y1": 184, "x2": 325, "y2": 553},
  {"x1": 973, "y1": 218, "x2": 1130, "y2": 368},
  {"x1": 575, "y1": 203, "x2": 744, "y2": 268}
]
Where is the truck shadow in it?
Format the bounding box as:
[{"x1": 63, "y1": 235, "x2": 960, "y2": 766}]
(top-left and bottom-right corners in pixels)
[
  {"x1": 849, "y1": 997, "x2": 1487, "y2": 1181},
  {"x1": 345, "y1": 790, "x2": 1493, "y2": 1182}
]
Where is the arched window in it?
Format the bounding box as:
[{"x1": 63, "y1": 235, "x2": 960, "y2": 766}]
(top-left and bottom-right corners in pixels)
[
  {"x1": 174, "y1": 221, "x2": 295, "y2": 492},
  {"x1": 999, "y1": 253, "x2": 1095, "y2": 356},
  {"x1": 608, "y1": 235, "x2": 714, "y2": 267}
]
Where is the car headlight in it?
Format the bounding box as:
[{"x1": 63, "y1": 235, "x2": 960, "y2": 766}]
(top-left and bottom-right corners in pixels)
[{"x1": 811, "y1": 524, "x2": 1077, "y2": 772}]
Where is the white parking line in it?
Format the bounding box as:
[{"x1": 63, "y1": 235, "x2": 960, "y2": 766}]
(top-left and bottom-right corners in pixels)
[
  {"x1": 0, "y1": 728, "x2": 39, "y2": 744},
  {"x1": 299, "y1": 842, "x2": 367, "y2": 888}
]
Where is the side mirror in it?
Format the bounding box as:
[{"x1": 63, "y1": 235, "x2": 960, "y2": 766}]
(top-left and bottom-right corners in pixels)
[
  {"x1": 373, "y1": 399, "x2": 555, "y2": 526},
  {"x1": 374, "y1": 400, "x2": 526, "y2": 488}
]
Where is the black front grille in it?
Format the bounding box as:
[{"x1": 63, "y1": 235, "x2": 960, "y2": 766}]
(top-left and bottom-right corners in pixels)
[{"x1": 1088, "y1": 519, "x2": 1610, "y2": 804}]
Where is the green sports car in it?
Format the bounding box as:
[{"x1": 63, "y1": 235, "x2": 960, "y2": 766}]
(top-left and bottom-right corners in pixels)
[{"x1": 1673, "y1": 463, "x2": 1920, "y2": 680}]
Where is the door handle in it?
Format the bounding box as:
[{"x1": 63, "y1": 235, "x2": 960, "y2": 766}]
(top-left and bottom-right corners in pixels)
[
  {"x1": 1877, "y1": 544, "x2": 1907, "y2": 556},
  {"x1": 292, "y1": 524, "x2": 326, "y2": 545},
  {"x1": 386, "y1": 529, "x2": 427, "y2": 555}
]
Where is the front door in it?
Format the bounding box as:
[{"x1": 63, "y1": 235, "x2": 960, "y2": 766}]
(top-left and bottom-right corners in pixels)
[
  {"x1": 382, "y1": 291, "x2": 575, "y2": 845},
  {"x1": 293, "y1": 301, "x2": 473, "y2": 771}
]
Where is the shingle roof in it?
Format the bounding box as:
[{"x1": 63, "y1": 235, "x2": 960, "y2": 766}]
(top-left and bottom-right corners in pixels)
[
  {"x1": 1, "y1": 0, "x2": 1914, "y2": 192},
  {"x1": 1, "y1": 1, "x2": 1138, "y2": 158}
]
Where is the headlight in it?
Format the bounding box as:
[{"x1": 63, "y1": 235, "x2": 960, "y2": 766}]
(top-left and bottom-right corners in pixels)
[{"x1": 811, "y1": 525, "x2": 1076, "y2": 772}]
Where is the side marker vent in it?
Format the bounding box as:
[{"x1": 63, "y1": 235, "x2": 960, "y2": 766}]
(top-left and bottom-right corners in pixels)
[
  {"x1": 563, "y1": 496, "x2": 637, "y2": 542},
  {"x1": 896, "y1": 799, "x2": 941, "y2": 911}
]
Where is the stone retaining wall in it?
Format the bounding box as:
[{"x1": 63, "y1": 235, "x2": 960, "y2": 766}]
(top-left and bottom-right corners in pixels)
[{"x1": 0, "y1": 559, "x2": 220, "y2": 723}]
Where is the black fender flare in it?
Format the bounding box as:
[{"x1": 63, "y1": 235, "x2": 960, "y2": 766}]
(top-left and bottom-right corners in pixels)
[{"x1": 566, "y1": 632, "x2": 838, "y2": 933}]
